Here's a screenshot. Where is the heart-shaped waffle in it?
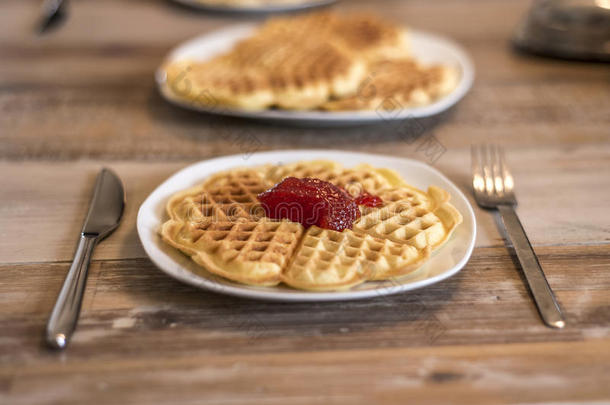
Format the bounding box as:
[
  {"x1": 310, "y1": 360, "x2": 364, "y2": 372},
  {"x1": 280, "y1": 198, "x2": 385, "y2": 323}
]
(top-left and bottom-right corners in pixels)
[
  {"x1": 282, "y1": 226, "x2": 430, "y2": 291},
  {"x1": 162, "y1": 171, "x2": 303, "y2": 286},
  {"x1": 353, "y1": 186, "x2": 462, "y2": 251},
  {"x1": 160, "y1": 160, "x2": 462, "y2": 291}
]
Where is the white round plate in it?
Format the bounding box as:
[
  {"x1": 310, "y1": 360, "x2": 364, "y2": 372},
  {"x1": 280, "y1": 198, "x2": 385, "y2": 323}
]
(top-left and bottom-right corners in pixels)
[
  {"x1": 156, "y1": 24, "x2": 474, "y2": 125},
  {"x1": 172, "y1": 0, "x2": 336, "y2": 14},
  {"x1": 137, "y1": 150, "x2": 476, "y2": 301}
]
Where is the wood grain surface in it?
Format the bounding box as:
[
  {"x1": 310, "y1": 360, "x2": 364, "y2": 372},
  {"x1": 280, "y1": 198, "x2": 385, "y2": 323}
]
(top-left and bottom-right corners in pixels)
[{"x1": 1, "y1": 0, "x2": 609, "y2": 404}]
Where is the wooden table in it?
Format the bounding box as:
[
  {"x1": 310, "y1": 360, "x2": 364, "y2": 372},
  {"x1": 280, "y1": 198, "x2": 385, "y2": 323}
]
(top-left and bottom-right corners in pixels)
[{"x1": 2, "y1": 0, "x2": 609, "y2": 403}]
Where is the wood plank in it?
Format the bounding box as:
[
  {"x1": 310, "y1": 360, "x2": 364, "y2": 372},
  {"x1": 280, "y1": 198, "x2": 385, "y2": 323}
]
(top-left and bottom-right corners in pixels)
[
  {"x1": 0, "y1": 161, "x2": 183, "y2": 264},
  {"x1": 3, "y1": 336, "x2": 610, "y2": 404},
  {"x1": 3, "y1": 341, "x2": 610, "y2": 404},
  {"x1": 2, "y1": 0, "x2": 609, "y2": 403},
  {"x1": 1, "y1": 0, "x2": 609, "y2": 161},
  {"x1": 2, "y1": 245, "x2": 609, "y2": 403},
  {"x1": 1, "y1": 143, "x2": 609, "y2": 263},
  {"x1": 2, "y1": 0, "x2": 531, "y2": 53},
  {"x1": 2, "y1": 245, "x2": 608, "y2": 365},
  {"x1": 1, "y1": 80, "x2": 608, "y2": 161}
]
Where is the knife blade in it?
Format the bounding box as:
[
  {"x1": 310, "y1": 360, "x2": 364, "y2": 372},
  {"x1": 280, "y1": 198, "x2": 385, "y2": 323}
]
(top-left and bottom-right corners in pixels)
[
  {"x1": 46, "y1": 168, "x2": 125, "y2": 349},
  {"x1": 82, "y1": 168, "x2": 125, "y2": 237}
]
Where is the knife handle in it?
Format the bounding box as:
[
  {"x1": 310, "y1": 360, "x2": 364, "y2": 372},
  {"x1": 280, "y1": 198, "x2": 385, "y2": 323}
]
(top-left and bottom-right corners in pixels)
[{"x1": 46, "y1": 234, "x2": 97, "y2": 349}]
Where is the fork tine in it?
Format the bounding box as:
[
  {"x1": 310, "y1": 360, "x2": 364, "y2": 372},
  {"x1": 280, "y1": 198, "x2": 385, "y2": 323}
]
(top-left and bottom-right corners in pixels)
[
  {"x1": 490, "y1": 144, "x2": 504, "y2": 196},
  {"x1": 481, "y1": 144, "x2": 494, "y2": 195},
  {"x1": 471, "y1": 145, "x2": 484, "y2": 193},
  {"x1": 497, "y1": 145, "x2": 514, "y2": 193}
]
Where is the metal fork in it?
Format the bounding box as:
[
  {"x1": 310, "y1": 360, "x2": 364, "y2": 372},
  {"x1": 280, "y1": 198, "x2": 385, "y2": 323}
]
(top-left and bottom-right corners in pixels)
[{"x1": 471, "y1": 144, "x2": 565, "y2": 329}]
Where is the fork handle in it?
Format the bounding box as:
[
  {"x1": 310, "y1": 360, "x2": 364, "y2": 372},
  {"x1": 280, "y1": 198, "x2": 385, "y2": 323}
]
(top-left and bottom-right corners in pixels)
[{"x1": 497, "y1": 205, "x2": 565, "y2": 328}]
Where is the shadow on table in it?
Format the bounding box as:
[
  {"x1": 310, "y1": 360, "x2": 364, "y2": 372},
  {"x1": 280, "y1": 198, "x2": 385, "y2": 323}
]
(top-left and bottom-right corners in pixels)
[
  {"x1": 146, "y1": 87, "x2": 455, "y2": 153},
  {"x1": 111, "y1": 225, "x2": 457, "y2": 349}
]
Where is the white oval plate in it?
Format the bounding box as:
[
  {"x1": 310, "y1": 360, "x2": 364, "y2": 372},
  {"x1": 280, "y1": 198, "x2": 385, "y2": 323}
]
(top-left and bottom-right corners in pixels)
[
  {"x1": 156, "y1": 24, "x2": 474, "y2": 126},
  {"x1": 172, "y1": 0, "x2": 336, "y2": 14},
  {"x1": 137, "y1": 150, "x2": 476, "y2": 301}
]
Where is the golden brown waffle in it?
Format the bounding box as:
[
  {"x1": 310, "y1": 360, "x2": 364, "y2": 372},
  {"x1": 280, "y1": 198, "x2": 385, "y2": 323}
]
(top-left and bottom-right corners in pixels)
[
  {"x1": 164, "y1": 59, "x2": 275, "y2": 110},
  {"x1": 282, "y1": 226, "x2": 430, "y2": 290},
  {"x1": 202, "y1": 166, "x2": 271, "y2": 193},
  {"x1": 255, "y1": 11, "x2": 336, "y2": 39},
  {"x1": 265, "y1": 160, "x2": 395, "y2": 195},
  {"x1": 323, "y1": 58, "x2": 459, "y2": 111},
  {"x1": 257, "y1": 12, "x2": 410, "y2": 61},
  {"x1": 326, "y1": 13, "x2": 410, "y2": 61},
  {"x1": 353, "y1": 186, "x2": 462, "y2": 252},
  {"x1": 162, "y1": 218, "x2": 303, "y2": 286},
  {"x1": 161, "y1": 171, "x2": 303, "y2": 286},
  {"x1": 160, "y1": 160, "x2": 462, "y2": 291},
  {"x1": 228, "y1": 34, "x2": 366, "y2": 109},
  {"x1": 167, "y1": 168, "x2": 271, "y2": 223},
  {"x1": 163, "y1": 12, "x2": 448, "y2": 111},
  {"x1": 164, "y1": 13, "x2": 368, "y2": 110}
]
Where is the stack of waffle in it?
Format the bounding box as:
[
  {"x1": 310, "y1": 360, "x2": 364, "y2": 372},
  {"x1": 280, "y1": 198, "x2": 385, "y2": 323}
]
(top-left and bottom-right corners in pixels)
[
  {"x1": 163, "y1": 12, "x2": 459, "y2": 111},
  {"x1": 161, "y1": 161, "x2": 462, "y2": 291}
]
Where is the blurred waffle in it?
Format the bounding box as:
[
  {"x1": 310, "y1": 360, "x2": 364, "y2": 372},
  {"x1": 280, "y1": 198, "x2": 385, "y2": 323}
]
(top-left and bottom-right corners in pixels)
[
  {"x1": 160, "y1": 160, "x2": 462, "y2": 291},
  {"x1": 164, "y1": 59, "x2": 274, "y2": 110},
  {"x1": 227, "y1": 33, "x2": 366, "y2": 109},
  {"x1": 162, "y1": 11, "x2": 462, "y2": 111},
  {"x1": 257, "y1": 12, "x2": 410, "y2": 61},
  {"x1": 164, "y1": 12, "x2": 369, "y2": 110},
  {"x1": 323, "y1": 59, "x2": 460, "y2": 111}
]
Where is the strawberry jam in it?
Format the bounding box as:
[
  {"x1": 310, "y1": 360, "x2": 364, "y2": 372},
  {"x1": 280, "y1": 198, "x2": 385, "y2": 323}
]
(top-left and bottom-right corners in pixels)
[
  {"x1": 257, "y1": 177, "x2": 360, "y2": 231},
  {"x1": 354, "y1": 191, "x2": 384, "y2": 208}
]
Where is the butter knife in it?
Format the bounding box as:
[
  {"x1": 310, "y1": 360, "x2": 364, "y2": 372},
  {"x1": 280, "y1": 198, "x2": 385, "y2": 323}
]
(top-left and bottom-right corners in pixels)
[{"x1": 46, "y1": 168, "x2": 125, "y2": 349}]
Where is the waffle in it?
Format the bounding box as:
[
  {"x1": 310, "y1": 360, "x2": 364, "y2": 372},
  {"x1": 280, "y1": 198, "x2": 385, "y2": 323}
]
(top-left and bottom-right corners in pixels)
[
  {"x1": 162, "y1": 218, "x2": 303, "y2": 286},
  {"x1": 202, "y1": 166, "x2": 271, "y2": 191},
  {"x1": 163, "y1": 11, "x2": 451, "y2": 111},
  {"x1": 161, "y1": 172, "x2": 303, "y2": 286},
  {"x1": 162, "y1": 12, "x2": 460, "y2": 111},
  {"x1": 164, "y1": 59, "x2": 274, "y2": 111},
  {"x1": 353, "y1": 186, "x2": 462, "y2": 252},
  {"x1": 257, "y1": 12, "x2": 410, "y2": 61},
  {"x1": 228, "y1": 34, "x2": 366, "y2": 109},
  {"x1": 265, "y1": 160, "x2": 396, "y2": 195},
  {"x1": 160, "y1": 160, "x2": 462, "y2": 291},
  {"x1": 282, "y1": 226, "x2": 430, "y2": 290},
  {"x1": 323, "y1": 58, "x2": 459, "y2": 111},
  {"x1": 326, "y1": 13, "x2": 410, "y2": 61},
  {"x1": 164, "y1": 14, "x2": 367, "y2": 110}
]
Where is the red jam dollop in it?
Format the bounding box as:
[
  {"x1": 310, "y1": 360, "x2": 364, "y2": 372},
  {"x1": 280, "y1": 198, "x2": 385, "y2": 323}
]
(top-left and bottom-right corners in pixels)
[
  {"x1": 257, "y1": 177, "x2": 361, "y2": 231},
  {"x1": 354, "y1": 191, "x2": 384, "y2": 208}
]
